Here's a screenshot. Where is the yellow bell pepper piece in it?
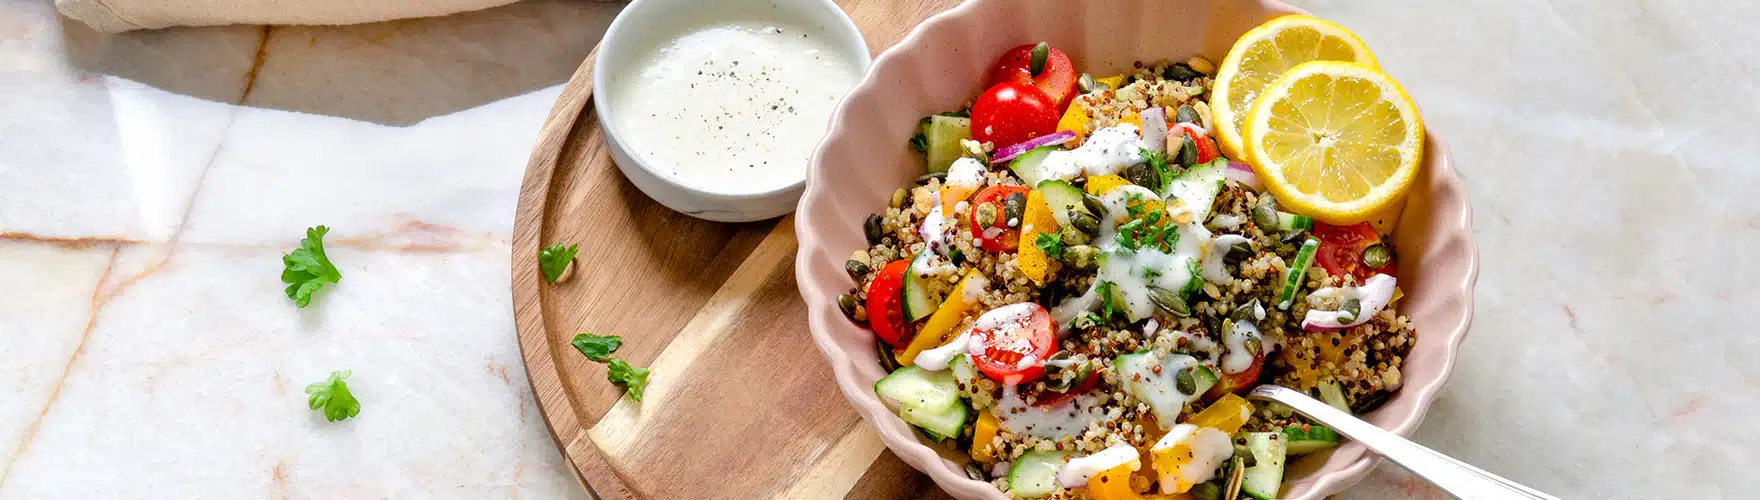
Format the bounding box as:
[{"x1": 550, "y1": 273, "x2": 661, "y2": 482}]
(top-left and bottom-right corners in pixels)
[
  {"x1": 1119, "y1": 111, "x2": 1142, "y2": 132},
  {"x1": 1085, "y1": 174, "x2": 1134, "y2": 195},
  {"x1": 1185, "y1": 394, "x2": 1254, "y2": 435},
  {"x1": 940, "y1": 184, "x2": 978, "y2": 216},
  {"x1": 898, "y1": 271, "x2": 987, "y2": 366},
  {"x1": 971, "y1": 411, "x2": 1001, "y2": 462},
  {"x1": 1086, "y1": 464, "x2": 1141, "y2": 500},
  {"x1": 1056, "y1": 98, "x2": 1093, "y2": 146},
  {"x1": 1015, "y1": 190, "x2": 1060, "y2": 285},
  {"x1": 1095, "y1": 74, "x2": 1126, "y2": 90}
]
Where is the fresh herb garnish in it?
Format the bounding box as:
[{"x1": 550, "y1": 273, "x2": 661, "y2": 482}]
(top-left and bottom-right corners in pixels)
[
  {"x1": 910, "y1": 116, "x2": 931, "y2": 153},
  {"x1": 1035, "y1": 232, "x2": 1065, "y2": 259},
  {"x1": 571, "y1": 333, "x2": 622, "y2": 362},
  {"x1": 305, "y1": 370, "x2": 361, "y2": 422},
  {"x1": 1097, "y1": 281, "x2": 1118, "y2": 320},
  {"x1": 607, "y1": 358, "x2": 651, "y2": 402},
  {"x1": 539, "y1": 243, "x2": 579, "y2": 283},
  {"x1": 281, "y1": 226, "x2": 342, "y2": 308}
]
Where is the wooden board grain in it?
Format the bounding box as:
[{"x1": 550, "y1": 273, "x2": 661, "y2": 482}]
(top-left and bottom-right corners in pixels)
[{"x1": 511, "y1": 1, "x2": 962, "y2": 498}]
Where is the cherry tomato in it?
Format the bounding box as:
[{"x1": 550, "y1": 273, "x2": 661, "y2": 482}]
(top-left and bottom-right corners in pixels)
[
  {"x1": 1032, "y1": 370, "x2": 1100, "y2": 407},
  {"x1": 970, "y1": 82, "x2": 1060, "y2": 149},
  {"x1": 1204, "y1": 350, "x2": 1266, "y2": 401},
  {"x1": 988, "y1": 43, "x2": 1079, "y2": 111},
  {"x1": 865, "y1": 260, "x2": 914, "y2": 347},
  {"x1": 1169, "y1": 123, "x2": 1219, "y2": 164},
  {"x1": 1312, "y1": 222, "x2": 1395, "y2": 282},
  {"x1": 970, "y1": 303, "x2": 1058, "y2": 385},
  {"x1": 967, "y1": 185, "x2": 1033, "y2": 253}
]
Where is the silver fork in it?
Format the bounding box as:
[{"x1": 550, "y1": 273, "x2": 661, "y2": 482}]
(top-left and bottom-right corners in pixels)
[{"x1": 1249, "y1": 385, "x2": 1561, "y2": 500}]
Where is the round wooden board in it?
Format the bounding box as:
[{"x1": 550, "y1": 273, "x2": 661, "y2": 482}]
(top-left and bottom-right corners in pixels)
[{"x1": 511, "y1": 1, "x2": 962, "y2": 498}]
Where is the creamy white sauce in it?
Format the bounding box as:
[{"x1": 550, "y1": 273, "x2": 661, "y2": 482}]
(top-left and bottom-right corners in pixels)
[
  {"x1": 611, "y1": 22, "x2": 861, "y2": 194},
  {"x1": 1221, "y1": 319, "x2": 1262, "y2": 374},
  {"x1": 1057, "y1": 443, "x2": 1142, "y2": 488},
  {"x1": 1301, "y1": 273, "x2": 1398, "y2": 330},
  {"x1": 914, "y1": 331, "x2": 970, "y2": 371},
  {"x1": 946, "y1": 157, "x2": 986, "y2": 191},
  {"x1": 1207, "y1": 214, "x2": 1244, "y2": 230},
  {"x1": 995, "y1": 385, "x2": 1111, "y2": 439},
  {"x1": 1053, "y1": 184, "x2": 1219, "y2": 323},
  {"x1": 1117, "y1": 352, "x2": 1204, "y2": 426},
  {"x1": 1152, "y1": 424, "x2": 1234, "y2": 493},
  {"x1": 1039, "y1": 124, "x2": 1148, "y2": 181},
  {"x1": 1200, "y1": 234, "x2": 1251, "y2": 284}
]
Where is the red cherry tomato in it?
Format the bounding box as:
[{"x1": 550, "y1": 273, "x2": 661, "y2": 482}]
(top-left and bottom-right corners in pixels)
[
  {"x1": 1032, "y1": 370, "x2": 1100, "y2": 407},
  {"x1": 865, "y1": 260, "x2": 914, "y2": 347},
  {"x1": 989, "y1": 43, "x2": 1079, "y2": 111},
  {"x1": 970, "y1": 303, "x2": 1058, "y2": 386},
  {"x1": 970, "y1": 82, "x2": 1061, "y2": 150},
  {"x1": 1169, "y1": 123, "x2": 1220, "y2": 164},
  {"x1": 1311, "y1": 222, "x2": 1395, "y2": 282},
  {"x1": 1205, "y1": 350, "x2": 1266, "y2": 401},
  {"x1": 967, "y1": 185, "x2": 1033, "y2": 253}
]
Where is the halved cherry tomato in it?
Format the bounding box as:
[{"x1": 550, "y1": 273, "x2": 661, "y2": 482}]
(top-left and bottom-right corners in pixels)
[
  {"x1": 970, "y1": 303, "x2": 1058, "y2": 385},
  {"x1": 1168, "y1": 123, "x2": 1219, "y2": 164},
  {"x1": 968, "y1": 185, "x2": 1033, "y2": 253},
  {"x1": 1032, "y1": 370, "x2": 1099, "y2": 407},
  {"x1": 865, "y1": 260, "x2": 914, "y2": 347},
  {"x1": 971, "y1": 82, "x2": 1061, "y2": 149},
  {"x1": 1312, "y1": 222, "x2": 1395, "y2": 282},
  {"x1": 989, "y1": 43, "x2": 1079, "y2": 111},
  {"x1": 1204, "y1": 349, "x2": 1265, "y2": 401}
]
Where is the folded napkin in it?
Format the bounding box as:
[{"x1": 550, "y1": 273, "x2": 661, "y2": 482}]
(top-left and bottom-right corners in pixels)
[{"x1": 58, "y1": 0, "x2": 528, "y2": 32}]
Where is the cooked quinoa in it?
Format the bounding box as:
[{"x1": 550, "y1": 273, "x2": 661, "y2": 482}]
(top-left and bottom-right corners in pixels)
[{"x1": 847, "y1": 58, "x2": 1415, "y2": 499}]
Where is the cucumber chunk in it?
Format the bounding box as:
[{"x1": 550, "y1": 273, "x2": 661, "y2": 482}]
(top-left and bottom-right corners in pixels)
[
  {"x1": 1163, "y1": 159, "x2": 1226, "y2": 221},
  {"x1": 1008, "y1": 450, "x2": 1072, "y2": 497},
  {"x1": 1316, "y1": 380, "x2": 1351, "y2": 413},
  {"x1": 874, "y1": 366, "x2": 959, "y2": 412},
  {"x1": 902, "y1": 252, "x2": 945, "y2": 322},
  {"x1": 1036, "y1": 179, "x2": 1086, "y2": 227},
  {"x1": 902, "y1": 401, "x2": 969, "y2": 441},
  {"x1": 1275, "y1": 212, "x2": 1314, "y2": 232},
  {"x1": 924, "y1": 115, "x2": 973, "y2": 173},
  {"x1": 1010, "y1": 145, "x2": 1064, "y2": 186},
  {"x1": 1282, "y1": 424, "x2": 1342, "y2": 455},
  {"x1": 1277, "y1": 238, "x2": 1319, "y2": 310},
  {"x1": 1241, "y1": 432, "x2": 1288, "y2": 500}
]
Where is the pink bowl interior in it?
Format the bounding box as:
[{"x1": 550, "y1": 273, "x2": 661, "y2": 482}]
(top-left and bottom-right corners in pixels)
[{"x1": 795, "y1": 1, "x2": 1479, "y2": 498}]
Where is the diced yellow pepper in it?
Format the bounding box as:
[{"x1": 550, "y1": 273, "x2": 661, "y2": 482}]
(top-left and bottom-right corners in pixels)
[
  {"x1": 1390, "y1": 286, "x2": 1405, "y2": 306},
  {"x1": 1085, "y1": 174, "x2": 1134, "y2": 195},
  {"x1": 898, "y1": 271, "x2": 986, "y2": 365},
  {"x1": 1119, "y1": 111, "x2": 1142, "y2": 132},
  {"x1": 1086, "y1": 464, "x2": 1141, "y2": 500},
  {"x1": 1056, "y1": 99, "x2": 1093, "y2": 146},
  {"x1": 1185, "y1": 394, "x2": 1254, "y2": 435},
  {"x1": 940, "y1": 184, "x2": 979, "y2": 216},
  {"x1": 1016, "y1": 190, "x2": 1060, "y2": 285},
  {"x1": 970, "y1": 411, "x2": 1001, "y2": 462},
  {"x1": 1095, "y1": 74, "x2": 1127, "y2": 91}
]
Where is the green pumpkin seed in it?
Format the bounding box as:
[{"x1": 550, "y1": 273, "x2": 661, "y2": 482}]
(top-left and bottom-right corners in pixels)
[
  {"x1": 1362, "y1": 243, "x2": 1392, "y2": 268},
  {"x1": 915, "y1": 171, "x2": 947, "y2": 184},
  {"x1": 1061, "y1": 245, "x2": 1101, "y2": 270},
  {"x1": 863, "y1": 215, "x2": 884, "y2": 244},
  {"x1": 1176, "y1": 368, "x2": 1197, "y2": 394},
  {"x1": 1003, "y1": 192, "x2": 1027, "y2": 227},
  {"x1": 1163, "y1": 62, "x2": 1204, "y2": 81},
  {"x1": 1078, "y1": 73, "x2": 1107, "y2": 94},
  {"x1": 1338, "y1": 297, "x2": 1363, "y2": 323},
  {"x1": 839, "y1": 293, "x2": 867, "y2": 323},
  {"x1": 877, "y1": 338, "x2": 900, "y2": 372},
  {"x1": 1072, "y1": 212, "x2": 1101, "y2": 236},
  {"x1": 890, "y1": 188, "x2": 908, "y2": 208},
  {"x1": 1125, "y1": 163, "x2": 1161, "y2": 191},
  {"x1": 1228, "y1": 300, "x2": 1260, "y2": 322},
  {"x1": 1081, "y1": 193, "x2": 1108, "y2": 218},
  {"x1": 1223, "y1": 456, "x2": 1246, "y2": 500},
  {"x1": 1176, "y1": 104, "x2": 1200, "y2": 124},
  {"x1": 1232, "y1": 444, "x2": 1257, "y2": 468},
  {"x1": 965, "y1": 462, "x2": 987, "y2": 481},
  {"x1": 975, "y1": 203, "x2": 999, "y2": 228},
  {"x1": 1148, "y1": 287, "x2": 1190, "y2": 317},
  {"x1": 1059, "y1": 225, "x2": 1092, "y2": 245},
  {"x1": 1177, "y1": 135, "x2": 1198, "y2": 167},
  {"x1": 845, "y1": 260, "x2": 870, "y2": 280},
  {"x1": 1190, "y1": 482, "x2": 1222, "y2": 500}
]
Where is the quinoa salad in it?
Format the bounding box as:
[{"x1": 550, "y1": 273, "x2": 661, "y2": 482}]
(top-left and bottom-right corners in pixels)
[{"x1": 839, "y1": 36, "x2": 1419, "y2": 500}]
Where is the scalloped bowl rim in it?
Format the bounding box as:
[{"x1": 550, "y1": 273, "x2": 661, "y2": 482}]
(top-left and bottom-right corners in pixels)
[{"x1": 794, "y1": 1, "x2": 1479, "y2": 498}]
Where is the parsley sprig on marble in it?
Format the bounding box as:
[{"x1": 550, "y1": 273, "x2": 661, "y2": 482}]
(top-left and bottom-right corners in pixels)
[
  {"x1": 571, "y1": 333, "x2": 650, "y2": 402},
  {"x1": 281, "y1": 226, "x2": 342, "y2": 308},
  {"x1": 306, "y1": 370, "x2": 361, "y2": 422}
]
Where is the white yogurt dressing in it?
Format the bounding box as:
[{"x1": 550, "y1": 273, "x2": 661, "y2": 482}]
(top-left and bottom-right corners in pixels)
[
  {"x1": 994, "y1": 385, "x2": 1112, "y2": 439},
  {"x1": 1052, "y1": 184, "x2": 1218, "y2": 325},
  {"x1": 1199, "y1": 234, "x2": 1251, "y2": 284},
  {"x1": 1040, "y1": 124, "x2": 1149, "y2": 181},
  {"x1": 611, "y1": 22, "x2": 861, "y2": 194},
  {"x1": 1221, "y1": 318, "x2": 1262, "y2": 374},
  {"x1": 1056, "y1": 443, "x2": 1142, "y2": 488}
]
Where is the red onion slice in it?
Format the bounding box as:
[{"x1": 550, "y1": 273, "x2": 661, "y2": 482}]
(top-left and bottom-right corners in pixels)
[
  {"x1": 992, "y1": 130, "x2": 1077, "y2": 164},
  {"x1": 1223, "y1": 160, "x2": 1263, "y2": 191}
]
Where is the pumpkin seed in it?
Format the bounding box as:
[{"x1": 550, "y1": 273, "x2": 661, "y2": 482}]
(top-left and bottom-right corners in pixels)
[
  {"x1": 1222, "y1": 239, "x2": 1254, "y2": 266},
  {"x1": 1163, "y1": 62, "x2": 1203, "y2": 81},
  {"x1": 1176, "y1": 368, "x2": 1197, "y2": 394},
  {"x1": 1251, "y1": 195, "x2": 1280, "y2": 228},
  {"x1": 849, "y1": 249, "x2": 870, "y2": 267},
  {"x1": 1176, "y1": 104, "x2": 1200, "y2": 124},
  {"x1": 1078, "y1": 73, "x2": 1107, "y2": 94},
  {"x1": 845, "y1": 260, "x2": 870, "y2": 281},
  {"x1": 1177, "y1": 135, "x2": 1198, "y2": 167},
  {"x1": 890, "y1": 188, "x2": 908, "y2": 208},
  {"x1": 1223, "y1": 456, "x2": 1246, "y2": 500},
  {"x1": 1029, "y1": 42, "x2": 1050, "y2": 76},
  {"x1": 1060, "y1": 225, "x2": 1092, "y2": 245},
  {"x1": 1233, "y1": 444, "x2": 1257, "y2": 467},
  {"x1": 1081, "y1": 193, "x2": 1107, "y2": 218},
  {"x1": 1003, "y1": 192, "x2": 1027, "y2": 227},
  {"x1": 1148, "y1": 287, "x2": 1190, "y2": 317},
  {"x1": 877, "y1": 338, "x2": 900, "y2": 372},
  {"x1": 1072, "y1": 212, "x2": 1101, "y2": 236},
  {"x1": 1125, "y1": 163, "x2": 1161, "y2": 191},
  {"x1": 965, "y1": 461, "x2": 987, "y2": 481},
  {"x1": 839, "y1": 293, "x2": 867, "y2": 323},
  {"x1": 1061, "y1": 245, "x2": 1101, "y2": 270},
  {"x1": 1338, "y1": 297, "x2": 1362, "y2": 323},
  {"x1": 915, "y1": 171, "x2": 947, "y2": 184},
  {"x1": 1362, "y1": 243, "x2": 1392, "y2": 268},
  {"x1": 1185, "y1": 56, "x2": 1217, "y2": 75},
  {"x1": 1190, "y1": 482, "x2": 1222, "y2": 500},
  {"x1": 1352, "y1": 390, "x2": 1392, "y2": 414},
  {"x1": 864, "y1": 214, "x2": 885, "y2": 244},
  {"x1": 1228, "y1": 300, "x2": 1261, "y2": 322},
  {"x1": 975, "y1": 203, "x2": 999, "y2": 228}
]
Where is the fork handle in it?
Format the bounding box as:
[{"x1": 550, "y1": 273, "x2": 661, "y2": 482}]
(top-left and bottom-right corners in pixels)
[{"x1": 1248, "y1": 385, "x2": 1560, "y2": 500}]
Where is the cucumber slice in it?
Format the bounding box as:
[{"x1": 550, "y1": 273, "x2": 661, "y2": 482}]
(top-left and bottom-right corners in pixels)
[
  {"x1": 924, "y1": 115, "x2": 973, "y2": 173},
  {"x1": 1275, "y1": 212, "x2": 1314, "y2": 232},
  {"x1": 1010, "y1": 145, "x2": 1064, "y2": 186},
  {"x1": 949, "y1": 354, "x2": 979, "y2": 386},
  {"x1": 1282, "y1": 424, "x2": 1342, "y2": 455},
  {"x1": 875, "y1": 365, "x2": 960, "y2": 412},
  {"x1": 1277, "y1": 238, "x2": 1319, "y2": 310},
  {"x1": 1241, "y1": 432, "x2": 1288, "y2": 500},
  {"x1": 1163, "y1": 159, "x2": 1226, "y2": 221},
  {"x1": 902, "y1": 253, "x2": 945, "y2": 322},
  {"x1": 1316, "y1": 381, "x2": 1351, "y2": 413},
  {"x1": 1008, "y1": 450, "x2": 1071, "y2": 497},
  {"x1": 1036, "y1": 179, "x2": 1086, "y2": 227},
  {"x1": 902, "y1": 401, "x2": 969, "y2": 441}
]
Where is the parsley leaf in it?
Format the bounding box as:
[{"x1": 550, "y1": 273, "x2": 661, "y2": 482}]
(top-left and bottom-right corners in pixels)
[
  {"x1": 1115, "y1": 219, "x2": 1145, "y2": 250},
  {"x1": 305, "y1": 370, "x2": 361, "y2": 422},
  {"x1": 282, "y1": 226, "x2": 342, "y2": 308},
  {"x1": 1034, "y1": 233, "x2": 1065, "y2": 259},
  {"x1": 607, "y1": 358, "x2": 651, "y2": 402},
  {"x1": 539, "y1": 243, "x2": 579, "y2": 283},
  {"x1": 1097, "y1": 281, "x2": 1118, "y2": 320},
  {"x1": 571, "y1": 333, "x2": 622, "y2": 362},
  {"x1": 910, "y1": 116, "x2": 931, "y2": 153}
]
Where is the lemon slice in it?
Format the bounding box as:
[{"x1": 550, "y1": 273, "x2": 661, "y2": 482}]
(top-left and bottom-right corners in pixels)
[
  {"x1": 1211, "y1": 15, "x2": 1379, "y2": 160},
  {"x1": 1244, "y1": 61, "x2": 1424, "y2": 224}
]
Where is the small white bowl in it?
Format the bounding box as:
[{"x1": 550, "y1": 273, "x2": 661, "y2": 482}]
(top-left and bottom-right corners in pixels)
[{"x1": 592, "y1": 0, "x2": 871, "y2": 222}]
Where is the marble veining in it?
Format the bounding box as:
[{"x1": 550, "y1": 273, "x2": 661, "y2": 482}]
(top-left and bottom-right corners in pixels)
[{"x1": 3, "y1": 0, "x2": 1759, "y2": 498}]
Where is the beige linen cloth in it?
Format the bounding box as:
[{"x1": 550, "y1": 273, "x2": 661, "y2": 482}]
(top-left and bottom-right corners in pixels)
[{"x1": 57, "y1": 0, "x2": 529, "y2": 32}]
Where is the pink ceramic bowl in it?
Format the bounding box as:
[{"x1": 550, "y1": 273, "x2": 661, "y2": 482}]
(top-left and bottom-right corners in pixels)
[{"x1": 795, "y1": 1, "x2": 1478, "y2": 498}]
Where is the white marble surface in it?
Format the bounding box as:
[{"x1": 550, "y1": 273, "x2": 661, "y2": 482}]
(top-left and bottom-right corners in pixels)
[{"x1": 3, "y1": 0, "x2": 1758, "y2": 498}]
